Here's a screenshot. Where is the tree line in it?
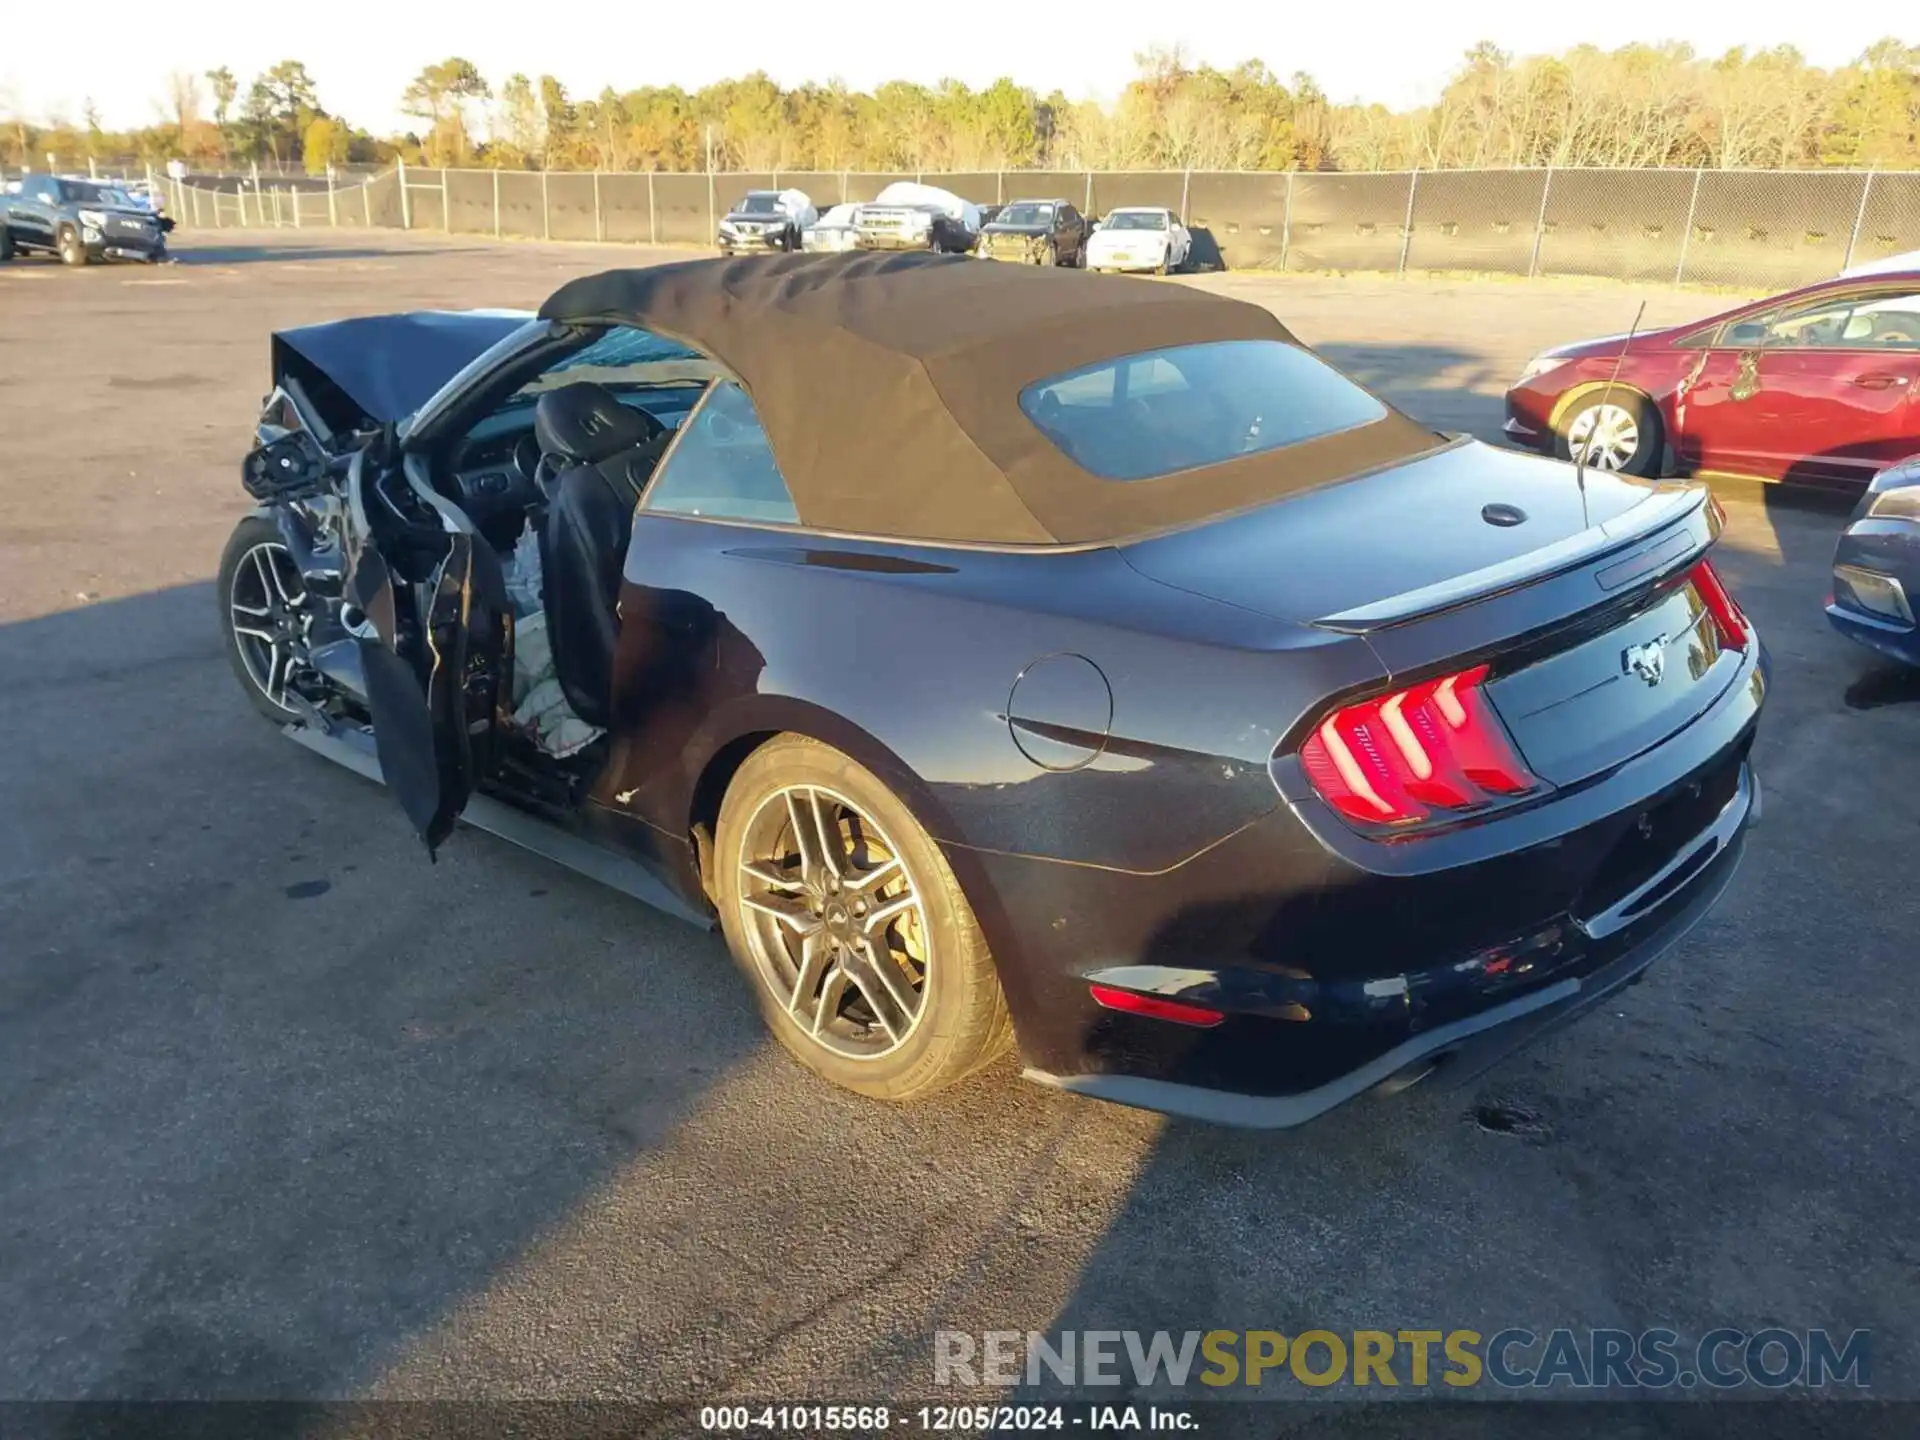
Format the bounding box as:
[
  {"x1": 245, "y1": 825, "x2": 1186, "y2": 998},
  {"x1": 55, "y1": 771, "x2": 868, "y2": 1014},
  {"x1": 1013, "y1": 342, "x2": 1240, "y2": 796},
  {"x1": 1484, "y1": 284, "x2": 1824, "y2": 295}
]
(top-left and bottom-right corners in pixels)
[{"x1": 5, "y1": 40, "x2": 1917, "y2": 176}]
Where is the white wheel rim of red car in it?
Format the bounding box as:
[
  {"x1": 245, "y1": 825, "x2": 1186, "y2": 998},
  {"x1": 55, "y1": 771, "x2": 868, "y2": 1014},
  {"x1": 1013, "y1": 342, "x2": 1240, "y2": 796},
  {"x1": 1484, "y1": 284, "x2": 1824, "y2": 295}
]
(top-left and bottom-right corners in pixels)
[{"x1": 1568, "y1": 402, "x2": 1640, "y2": 470}]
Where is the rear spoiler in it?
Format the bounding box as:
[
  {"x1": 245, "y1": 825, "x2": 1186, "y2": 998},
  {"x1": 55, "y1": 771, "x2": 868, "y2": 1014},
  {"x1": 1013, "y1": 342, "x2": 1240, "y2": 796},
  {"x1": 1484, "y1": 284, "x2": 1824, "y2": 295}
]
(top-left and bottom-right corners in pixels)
[{"x1": 1312, "y1": 485, "x2": 1716, "y2": 634}]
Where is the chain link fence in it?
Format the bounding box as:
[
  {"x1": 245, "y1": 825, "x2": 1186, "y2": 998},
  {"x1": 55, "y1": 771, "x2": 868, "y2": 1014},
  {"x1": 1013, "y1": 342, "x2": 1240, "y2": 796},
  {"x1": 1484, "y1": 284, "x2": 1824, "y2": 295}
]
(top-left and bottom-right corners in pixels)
[{"x1": 159, "y1": 165, "x2": 1920, "y2": 290}]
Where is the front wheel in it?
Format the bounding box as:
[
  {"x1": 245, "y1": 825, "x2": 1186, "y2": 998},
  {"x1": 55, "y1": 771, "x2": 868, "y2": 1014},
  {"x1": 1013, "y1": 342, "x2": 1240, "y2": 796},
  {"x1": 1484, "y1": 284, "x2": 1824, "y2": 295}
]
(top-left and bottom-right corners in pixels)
[
  {"x1": 1555, "y1": 392, "x2": 1662, "y2": 476},
  {"x1": 58, "y1": 226, "x2": 88, "y2": 267},
  {"x1": 0, "y1": 226, "x2": 14, "y2": 262},
  {"x1": 218, "y1": 515, "x2": 310, "y2": 723},
  {"x1": 715, "y1": 735, "x2": 1014, "y2": 1101}
]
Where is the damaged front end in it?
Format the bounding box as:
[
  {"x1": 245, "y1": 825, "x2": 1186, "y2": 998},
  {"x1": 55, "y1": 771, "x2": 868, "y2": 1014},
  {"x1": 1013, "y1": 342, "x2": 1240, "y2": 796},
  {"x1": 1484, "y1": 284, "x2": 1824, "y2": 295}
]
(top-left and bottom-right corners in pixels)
[
  {"x1": 976, "y1": 228, "x2": 1051, "y2": 263},
  {"x1": 231, "y1": 307, "x2": 626, "y2": 861}
]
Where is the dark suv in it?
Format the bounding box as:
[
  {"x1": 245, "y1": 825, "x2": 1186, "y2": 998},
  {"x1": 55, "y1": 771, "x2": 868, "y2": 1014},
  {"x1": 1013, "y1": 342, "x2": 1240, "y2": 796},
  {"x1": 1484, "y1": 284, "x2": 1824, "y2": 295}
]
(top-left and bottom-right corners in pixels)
[
  {"x1": 975, "y1": 198, "x2": 1088, "y2": 266},
  {"x1": 1, "y1": 175, "x2": 171, "y2": 266}
]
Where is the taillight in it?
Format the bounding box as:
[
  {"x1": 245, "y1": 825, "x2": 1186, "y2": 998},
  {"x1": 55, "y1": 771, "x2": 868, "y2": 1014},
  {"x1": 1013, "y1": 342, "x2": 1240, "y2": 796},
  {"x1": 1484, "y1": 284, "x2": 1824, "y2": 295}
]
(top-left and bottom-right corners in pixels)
[
  {"x1": 1690, "y1": 558, "x2": 1749, "y2": 651},
  {"x1": 1299, "y1": 664, "x2": 1540, "y2": 828}
]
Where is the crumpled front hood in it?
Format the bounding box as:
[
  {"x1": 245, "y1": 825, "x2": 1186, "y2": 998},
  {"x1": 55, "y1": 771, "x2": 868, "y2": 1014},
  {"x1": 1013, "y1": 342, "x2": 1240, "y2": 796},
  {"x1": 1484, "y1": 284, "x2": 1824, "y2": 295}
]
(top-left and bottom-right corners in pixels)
[{"x1": 270, "y1": 310, "x2": 532, "y2": 428}]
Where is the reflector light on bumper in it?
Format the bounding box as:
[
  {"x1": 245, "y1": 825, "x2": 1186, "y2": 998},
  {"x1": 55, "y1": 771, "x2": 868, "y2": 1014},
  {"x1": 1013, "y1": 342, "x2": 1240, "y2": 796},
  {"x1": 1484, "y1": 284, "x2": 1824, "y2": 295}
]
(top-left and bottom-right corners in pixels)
[{"x1": 1088, "y1": 984, "x2": 1225, "y2": 1028}]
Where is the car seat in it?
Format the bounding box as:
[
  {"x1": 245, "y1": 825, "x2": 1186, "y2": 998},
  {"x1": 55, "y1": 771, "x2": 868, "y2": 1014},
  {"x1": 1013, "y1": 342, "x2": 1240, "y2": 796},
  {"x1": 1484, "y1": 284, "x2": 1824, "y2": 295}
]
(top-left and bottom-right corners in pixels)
[{"x1": 531, "y1": 381, "x2": 670, "y2": 729}]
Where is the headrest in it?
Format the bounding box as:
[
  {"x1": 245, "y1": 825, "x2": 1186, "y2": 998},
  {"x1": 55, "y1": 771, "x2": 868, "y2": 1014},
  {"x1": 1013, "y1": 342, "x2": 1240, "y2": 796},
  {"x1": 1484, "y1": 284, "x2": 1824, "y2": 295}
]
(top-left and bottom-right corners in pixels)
[{"x1": 533, "y1": 382, "x2": 661, "y2": 465}]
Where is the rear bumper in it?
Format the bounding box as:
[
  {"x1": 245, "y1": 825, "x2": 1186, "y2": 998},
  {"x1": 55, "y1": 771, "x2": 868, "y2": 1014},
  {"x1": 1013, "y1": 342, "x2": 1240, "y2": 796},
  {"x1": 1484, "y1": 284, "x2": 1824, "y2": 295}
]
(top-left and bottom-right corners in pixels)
[
  {"x1": 962, "y1": 641, "x2": 1767, "y2": 1127},
  {"x1": 1828, "y1": 519, "x2": 1920, "y2": 667},
  {"x1": 1025, "y1": 764, "x2": 1755, "y2": 1128},
  {"x1": 1827, "y1": 601, "x2": 1920, "y2": 667}
]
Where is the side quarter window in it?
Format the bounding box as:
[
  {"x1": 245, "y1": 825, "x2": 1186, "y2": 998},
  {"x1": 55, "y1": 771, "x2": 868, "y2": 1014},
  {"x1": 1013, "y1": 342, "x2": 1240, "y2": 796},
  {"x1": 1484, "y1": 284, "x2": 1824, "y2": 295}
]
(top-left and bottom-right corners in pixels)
[{"x1": 642, "y1": 381, "x2": 799, "y2": 526}]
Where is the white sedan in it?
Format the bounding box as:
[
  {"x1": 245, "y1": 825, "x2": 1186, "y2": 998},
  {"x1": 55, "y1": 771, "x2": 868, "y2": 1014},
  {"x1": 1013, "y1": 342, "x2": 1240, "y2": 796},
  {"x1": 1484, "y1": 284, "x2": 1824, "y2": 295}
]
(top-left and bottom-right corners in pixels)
[
  {"x1": 1841, "y1": 248, "x2": 1920, "y2": 280},
  {"x1": 1084, "y1": 207, "x2": 1192, "y2": 275}
]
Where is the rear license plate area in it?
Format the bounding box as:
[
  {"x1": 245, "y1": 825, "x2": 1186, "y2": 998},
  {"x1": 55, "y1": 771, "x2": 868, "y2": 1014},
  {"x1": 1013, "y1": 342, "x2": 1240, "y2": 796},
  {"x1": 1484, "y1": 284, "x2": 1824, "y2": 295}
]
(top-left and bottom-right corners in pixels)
[{"x1": 1575, "y1": 743, "x2": 1746, "y2": 921}]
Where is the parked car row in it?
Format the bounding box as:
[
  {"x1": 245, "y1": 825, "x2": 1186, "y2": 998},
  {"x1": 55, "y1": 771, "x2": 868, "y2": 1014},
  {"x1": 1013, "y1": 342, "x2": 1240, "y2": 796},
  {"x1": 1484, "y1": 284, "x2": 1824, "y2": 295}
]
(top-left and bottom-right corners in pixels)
[
  {"x1": 1503, "y1": 264, "x2": 1920, "y2": 670},
  {"x1": 724, "y1": 183, "x2": 1194, "y2": 274}
]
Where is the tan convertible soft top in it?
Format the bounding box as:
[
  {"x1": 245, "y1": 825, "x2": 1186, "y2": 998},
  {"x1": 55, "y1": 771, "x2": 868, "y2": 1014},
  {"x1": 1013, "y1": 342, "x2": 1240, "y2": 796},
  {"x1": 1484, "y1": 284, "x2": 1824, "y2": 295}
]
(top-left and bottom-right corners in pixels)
[{"x1": 540, "y1": 251, "x2": 1440, "y2": 546}]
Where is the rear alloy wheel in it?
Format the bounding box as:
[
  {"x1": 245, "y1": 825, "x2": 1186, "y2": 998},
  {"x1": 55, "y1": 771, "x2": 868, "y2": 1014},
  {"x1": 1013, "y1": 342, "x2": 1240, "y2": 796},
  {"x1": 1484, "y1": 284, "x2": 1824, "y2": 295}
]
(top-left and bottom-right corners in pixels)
[
  {"x1": 1557, "y1": 393, "x2": 1661, "y2": 476},
  {"x1": 715, "y1": 735, "x2": 1013, "y2": 1100},
  {"x1": 58, "y1": 226, "x2": 88, "y2": 267},
  {"x1": 218, "y1": 516, "x2": 311, "y2": 722}
]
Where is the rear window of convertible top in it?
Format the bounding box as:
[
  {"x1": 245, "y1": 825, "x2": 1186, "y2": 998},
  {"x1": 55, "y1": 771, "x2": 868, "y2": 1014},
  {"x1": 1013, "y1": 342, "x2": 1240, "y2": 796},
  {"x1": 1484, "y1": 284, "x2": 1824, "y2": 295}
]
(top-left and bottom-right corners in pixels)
[{"x1": 1018, "y1": 339, "x2": 1388, "y2": 482}]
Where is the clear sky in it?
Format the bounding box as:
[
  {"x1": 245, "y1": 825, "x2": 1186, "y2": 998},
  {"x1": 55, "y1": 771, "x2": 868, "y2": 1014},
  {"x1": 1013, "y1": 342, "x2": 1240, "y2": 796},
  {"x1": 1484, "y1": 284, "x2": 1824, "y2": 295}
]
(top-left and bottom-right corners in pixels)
[{"x1": 3, "y1": 2, "x2": 1907, "y2": 134}]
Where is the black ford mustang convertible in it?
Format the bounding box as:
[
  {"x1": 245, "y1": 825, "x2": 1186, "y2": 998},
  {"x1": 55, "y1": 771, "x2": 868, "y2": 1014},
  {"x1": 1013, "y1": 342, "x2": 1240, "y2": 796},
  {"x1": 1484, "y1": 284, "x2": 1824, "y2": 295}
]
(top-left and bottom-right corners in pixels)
[{"x1": 222, "y1": 253, "x2": 1765, "y2": 1126}]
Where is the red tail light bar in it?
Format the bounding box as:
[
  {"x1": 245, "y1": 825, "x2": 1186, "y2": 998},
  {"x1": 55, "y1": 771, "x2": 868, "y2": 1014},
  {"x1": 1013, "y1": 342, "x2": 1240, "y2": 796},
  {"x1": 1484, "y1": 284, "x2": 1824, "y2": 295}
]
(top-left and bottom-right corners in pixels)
[
  {"x1": 1300, "y1": 664, "x2": 1538, "y2": 828},
  {"x1": 1300, "y1": 555, "x2": 1750, "y2": 831},
  {"x1": 1690, "y1": 558, "x2": 1749, "y2": 651}
]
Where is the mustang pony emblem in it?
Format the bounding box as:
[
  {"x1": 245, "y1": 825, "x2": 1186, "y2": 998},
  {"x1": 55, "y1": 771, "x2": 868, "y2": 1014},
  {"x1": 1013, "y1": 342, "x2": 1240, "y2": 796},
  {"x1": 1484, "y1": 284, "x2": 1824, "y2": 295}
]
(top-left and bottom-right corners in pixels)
[{"x1": 1622, "y1": 635, "x2": 1669, "y2": 687}]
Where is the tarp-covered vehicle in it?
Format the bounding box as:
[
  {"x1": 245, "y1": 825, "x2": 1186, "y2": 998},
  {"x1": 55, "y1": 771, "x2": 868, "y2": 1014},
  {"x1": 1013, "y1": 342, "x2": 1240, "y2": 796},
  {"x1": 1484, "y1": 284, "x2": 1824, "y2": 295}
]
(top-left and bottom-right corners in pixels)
[
  {"x1": 220, "y1": 252, "x2": 1765, "y2": 1128},
  {"x1": 854, "y1": 182, "x2": 980, "y2": 254},
  {"x1": 802, "y1": 202, "x2": 863, "y2": 254}
]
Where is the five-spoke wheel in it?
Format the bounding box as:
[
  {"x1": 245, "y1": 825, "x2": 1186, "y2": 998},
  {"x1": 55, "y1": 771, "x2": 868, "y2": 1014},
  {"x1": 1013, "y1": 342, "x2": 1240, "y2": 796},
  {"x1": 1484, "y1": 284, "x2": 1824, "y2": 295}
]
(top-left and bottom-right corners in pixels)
[
  {"x1": 715, "y1": 735, "x2": 1012, "y2": 1099},
  {"x1": 736, "y1": 783, "x2": 931, "y2": 1059},
  {"x1": 218, "y1": 515, "x2": 311, "y2": 721}
]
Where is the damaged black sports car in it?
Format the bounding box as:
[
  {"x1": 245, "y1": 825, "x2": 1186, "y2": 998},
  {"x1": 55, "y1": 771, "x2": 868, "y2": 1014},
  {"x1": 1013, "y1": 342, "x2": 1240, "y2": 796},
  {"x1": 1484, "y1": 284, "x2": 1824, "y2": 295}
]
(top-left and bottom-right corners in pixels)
[{"x1": 222, "y1": 252, "x2": 1766, "y2": 1126}]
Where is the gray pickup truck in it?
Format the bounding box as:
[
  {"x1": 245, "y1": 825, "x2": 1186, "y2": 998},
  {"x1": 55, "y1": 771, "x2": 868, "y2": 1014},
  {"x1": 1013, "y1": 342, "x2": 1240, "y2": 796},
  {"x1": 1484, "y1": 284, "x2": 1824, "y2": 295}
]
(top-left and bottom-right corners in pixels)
[{"x1": 1, "y1": 174, "x2": 171, "y2": 266}]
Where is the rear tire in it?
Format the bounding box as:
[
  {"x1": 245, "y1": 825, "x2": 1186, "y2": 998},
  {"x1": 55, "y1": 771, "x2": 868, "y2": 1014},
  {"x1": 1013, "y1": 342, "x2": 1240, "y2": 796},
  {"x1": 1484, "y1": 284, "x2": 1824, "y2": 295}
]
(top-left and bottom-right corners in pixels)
[
  {"x1": 58, "y1": 226, "x2": 88, "y2": 267},
  {"x1": 1554, "y1": 392, "x2": 1662, "y2": 477},
  {"x1": 715, "y1": 734, "x2": 1014, "y2": 1101}
]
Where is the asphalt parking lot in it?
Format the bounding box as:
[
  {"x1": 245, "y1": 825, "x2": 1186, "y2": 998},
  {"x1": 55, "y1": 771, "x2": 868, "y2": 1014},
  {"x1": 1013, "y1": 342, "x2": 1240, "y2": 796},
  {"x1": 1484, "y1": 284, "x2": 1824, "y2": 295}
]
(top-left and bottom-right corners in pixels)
[{"x1": 2, "y1": 230, "x2": 1916, "y2": 1422}]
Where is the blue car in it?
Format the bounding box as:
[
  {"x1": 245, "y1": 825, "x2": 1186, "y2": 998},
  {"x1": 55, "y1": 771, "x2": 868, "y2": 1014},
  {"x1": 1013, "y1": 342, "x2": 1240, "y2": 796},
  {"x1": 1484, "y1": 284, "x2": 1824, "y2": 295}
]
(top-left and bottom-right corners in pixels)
[{"x1": 1829, "y1": 455, "x2": 1920, "y2": 667}]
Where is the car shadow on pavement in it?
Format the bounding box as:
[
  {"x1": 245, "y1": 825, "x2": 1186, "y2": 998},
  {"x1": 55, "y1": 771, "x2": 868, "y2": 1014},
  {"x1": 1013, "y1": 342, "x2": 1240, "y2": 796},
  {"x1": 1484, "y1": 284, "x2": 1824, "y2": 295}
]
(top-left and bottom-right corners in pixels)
[{"x1": 0, "y1": 581, "x2": 763, "y2": 1401}]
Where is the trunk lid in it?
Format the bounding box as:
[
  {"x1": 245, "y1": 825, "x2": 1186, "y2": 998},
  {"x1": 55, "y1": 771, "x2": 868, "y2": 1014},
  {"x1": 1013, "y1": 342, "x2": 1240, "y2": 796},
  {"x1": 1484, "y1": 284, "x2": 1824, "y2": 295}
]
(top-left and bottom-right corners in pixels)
[
  {"x1": 1121, "y1": 440, "x2": 1743, "y2": 788},
  {"x1": 1119, "y1": 440, "x2": 1665, "y2": 625}
]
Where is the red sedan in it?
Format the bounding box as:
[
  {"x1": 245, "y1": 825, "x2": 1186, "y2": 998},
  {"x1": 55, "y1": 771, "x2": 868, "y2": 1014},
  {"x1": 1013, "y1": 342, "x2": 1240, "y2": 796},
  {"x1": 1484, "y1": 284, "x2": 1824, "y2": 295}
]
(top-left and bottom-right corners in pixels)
[{"x1": 1505, "y1": 270, "x2": 1920, "y2": 488}]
